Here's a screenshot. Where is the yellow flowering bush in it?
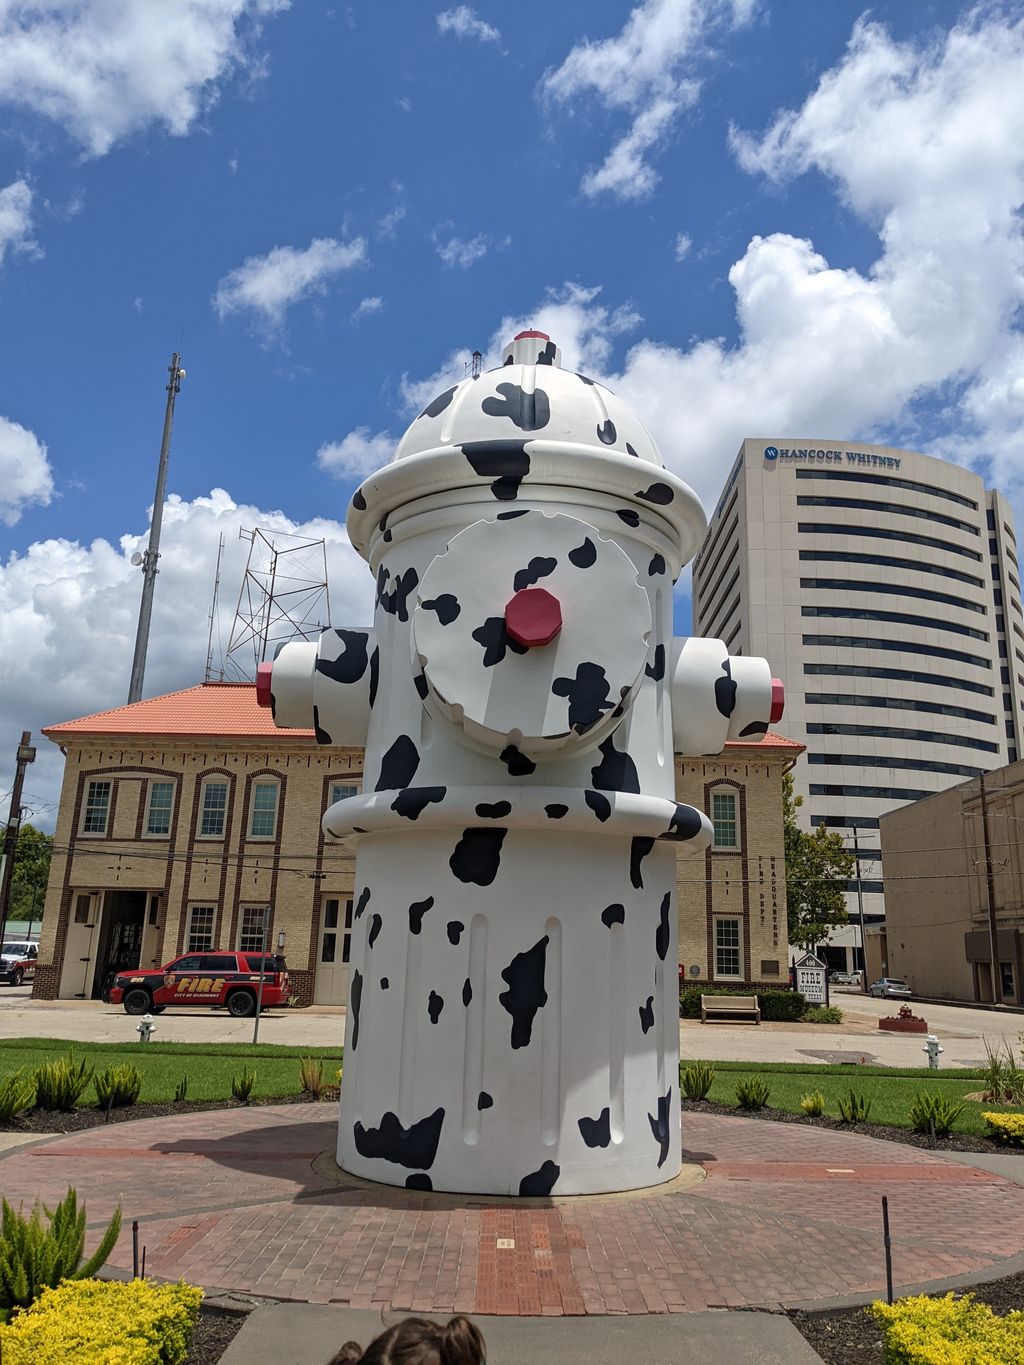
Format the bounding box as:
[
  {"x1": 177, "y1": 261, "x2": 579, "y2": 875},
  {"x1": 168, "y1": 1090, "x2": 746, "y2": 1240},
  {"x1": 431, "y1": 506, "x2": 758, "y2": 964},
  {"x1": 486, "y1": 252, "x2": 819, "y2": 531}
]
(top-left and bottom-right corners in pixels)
[
  {"x1": 872, "y1": 1292, "x2": 1024, "y2": 1364},
  {"x1": 0, "y1": 1277, "x2": 203, "y2": 1364},
  {"x1": 982, "y1": 1112, "x2": 1024, "y2": 1145}
]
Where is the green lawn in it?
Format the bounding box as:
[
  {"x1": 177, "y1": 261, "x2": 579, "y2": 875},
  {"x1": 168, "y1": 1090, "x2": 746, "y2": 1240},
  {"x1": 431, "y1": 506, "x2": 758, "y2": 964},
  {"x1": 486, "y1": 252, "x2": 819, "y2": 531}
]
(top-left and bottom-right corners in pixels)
[
  {"x1": 0, "y1": 1039, "x2": 343, "y2": 1106},
  {"x1": 684, "y1": 1059, "x2": 1012, "y2": 1136}
]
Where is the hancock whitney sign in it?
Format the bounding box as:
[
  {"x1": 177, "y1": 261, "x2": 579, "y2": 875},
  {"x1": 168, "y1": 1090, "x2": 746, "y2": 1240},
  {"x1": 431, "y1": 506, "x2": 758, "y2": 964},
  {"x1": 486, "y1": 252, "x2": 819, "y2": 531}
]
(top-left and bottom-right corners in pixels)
[{"x1": 764, "y1": 445, "x2": 902, "y2": 470}]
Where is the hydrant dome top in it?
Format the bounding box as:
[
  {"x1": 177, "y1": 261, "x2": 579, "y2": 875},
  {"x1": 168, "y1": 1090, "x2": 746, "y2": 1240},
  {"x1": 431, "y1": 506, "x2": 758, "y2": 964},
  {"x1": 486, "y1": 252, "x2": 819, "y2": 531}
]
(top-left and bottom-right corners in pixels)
[{"x1": 390, "y1": 334, "x2": 664, "y2": 468}]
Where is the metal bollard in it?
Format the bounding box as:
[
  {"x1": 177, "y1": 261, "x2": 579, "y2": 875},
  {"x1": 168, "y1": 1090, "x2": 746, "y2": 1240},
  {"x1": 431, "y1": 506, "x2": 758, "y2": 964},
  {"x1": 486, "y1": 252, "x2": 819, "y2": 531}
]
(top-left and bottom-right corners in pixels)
[
  {"x1": 136, "y1": 1013, "x2": 156, "y2": 1044},
  {"x1": 923, "y1": 1033, "x2": 943, "y2": 1070}
]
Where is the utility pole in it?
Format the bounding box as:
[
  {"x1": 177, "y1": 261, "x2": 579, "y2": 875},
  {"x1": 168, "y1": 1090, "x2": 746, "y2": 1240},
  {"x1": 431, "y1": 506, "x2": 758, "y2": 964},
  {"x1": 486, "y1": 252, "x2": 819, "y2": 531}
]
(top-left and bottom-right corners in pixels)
[
  {"x1": 0, "y1": 731, "x2": 37, "y2": 950},
  {"x1": 979, "y1": 770, "x2": 1002, "y2": 1005},
  {"x1": 128, "y1": 353, "x2": 186, "y2": 704},
  {"x1": 852, "y1": 826, "x2": 869, "y2": 993}
]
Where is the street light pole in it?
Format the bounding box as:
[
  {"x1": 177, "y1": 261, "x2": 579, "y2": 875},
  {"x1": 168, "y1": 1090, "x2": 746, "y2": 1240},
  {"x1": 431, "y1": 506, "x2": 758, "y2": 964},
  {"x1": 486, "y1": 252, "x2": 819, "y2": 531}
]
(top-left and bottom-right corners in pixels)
[
  {"x1": 127, "y1": 354, "x2": 186, "y2": 704},
  {"x1": 0, "y1": 731, "x2": 37, "y2": 951},
  {"x1": 979, "y1": 770, "x2": 1002, "y2": 1006}
]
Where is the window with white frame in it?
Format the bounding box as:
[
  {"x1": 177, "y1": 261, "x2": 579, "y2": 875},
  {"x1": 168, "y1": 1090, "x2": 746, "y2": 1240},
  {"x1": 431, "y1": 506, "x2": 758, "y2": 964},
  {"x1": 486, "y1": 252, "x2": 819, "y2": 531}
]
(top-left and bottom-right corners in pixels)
[
  {"x1": 145, "y1": 781, "x2": 174, "y2": 836},
  {"x1": 198, "y1": 780, "x2": 229, "y2": 837},
  {"x1": 711, "y1": 791, "x2": 738, "y2": 849},
  {"x1": 82, "y1": 780, "x2": 111, "y2": 834},
  {"x1": 330, "y1": 782, "x2": 359, "y2": 805},
  {"x1": 248, "y1": 781, "x2": 279, "y2": 839},
  {"x1": 238, "y1": 906, "x2": 268, "y2": 953},
  {"x1": 186, "y1": 905, "x2": 216, "y2": 952},
  {"x1": 714, "y1": 917, "x2": 742, "y2": 979}
]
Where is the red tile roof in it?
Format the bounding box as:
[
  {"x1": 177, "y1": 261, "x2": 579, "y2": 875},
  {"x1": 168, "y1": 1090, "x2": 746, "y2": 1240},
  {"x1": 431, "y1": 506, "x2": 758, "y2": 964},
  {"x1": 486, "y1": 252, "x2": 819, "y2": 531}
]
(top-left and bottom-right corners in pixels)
[
  {"x1": 43, "y1": 683, "x2": 315, "y2": 740},
  {"x1": 44, "y1": 682, "x2": 804, "y2": 753}
]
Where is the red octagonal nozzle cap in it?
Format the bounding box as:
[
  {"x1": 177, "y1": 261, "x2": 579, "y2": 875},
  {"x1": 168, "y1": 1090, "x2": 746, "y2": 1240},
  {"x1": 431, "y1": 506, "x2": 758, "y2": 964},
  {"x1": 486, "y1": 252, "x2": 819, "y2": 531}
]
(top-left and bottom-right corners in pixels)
[
  {"x1": 769, "y1": 677, "x2": 785, "y2": 724},
  {"x1": 505, "y1": 587, "x2": 562, "y2": 648},
  {"x1": 256, "y1": 661, "x2": 274, "y2": 709}
]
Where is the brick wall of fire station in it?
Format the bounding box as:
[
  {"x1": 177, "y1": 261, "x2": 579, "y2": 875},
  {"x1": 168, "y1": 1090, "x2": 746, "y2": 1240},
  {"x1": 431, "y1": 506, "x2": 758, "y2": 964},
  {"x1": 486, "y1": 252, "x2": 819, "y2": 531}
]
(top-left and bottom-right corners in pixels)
[{"x1": 34, "y1": 738, "x2": 793, "y2": 1002}]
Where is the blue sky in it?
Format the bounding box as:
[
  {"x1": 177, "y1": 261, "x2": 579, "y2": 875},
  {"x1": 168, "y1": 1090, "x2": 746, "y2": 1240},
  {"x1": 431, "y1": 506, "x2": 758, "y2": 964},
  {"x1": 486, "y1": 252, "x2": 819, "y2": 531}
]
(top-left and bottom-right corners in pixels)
[{"x1": 1, "y1": 0, "x2": 1023, "y2": 824}]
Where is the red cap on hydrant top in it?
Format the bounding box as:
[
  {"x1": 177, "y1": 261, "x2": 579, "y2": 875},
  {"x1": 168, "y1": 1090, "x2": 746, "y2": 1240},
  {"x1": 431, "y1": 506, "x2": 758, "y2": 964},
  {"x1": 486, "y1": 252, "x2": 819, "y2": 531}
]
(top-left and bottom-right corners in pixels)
[
  {"x1": 256, "y1": 662, "x2": 274, "y2": 709},
  {"x1": 770, "y1": 677, "x2": 785, "y2": 724},
  {"x1": 505, "y1": 588, "x2": 562, "y2": 648}
]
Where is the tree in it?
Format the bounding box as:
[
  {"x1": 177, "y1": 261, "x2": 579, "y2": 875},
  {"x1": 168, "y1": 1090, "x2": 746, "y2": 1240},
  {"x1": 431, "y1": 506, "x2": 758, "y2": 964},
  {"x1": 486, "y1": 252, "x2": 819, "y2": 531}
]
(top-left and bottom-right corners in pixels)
[
  {"x1": 7, "y1": 824, "x2": 53, "y2": 924},
  {"x1": 782, "y1": 773, "x2": 855, "y2": 952}
]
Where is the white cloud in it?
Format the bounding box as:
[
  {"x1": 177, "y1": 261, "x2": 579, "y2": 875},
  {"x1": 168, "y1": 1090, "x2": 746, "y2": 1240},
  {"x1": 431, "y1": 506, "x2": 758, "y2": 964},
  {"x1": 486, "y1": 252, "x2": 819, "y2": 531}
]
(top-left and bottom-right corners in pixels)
[
  {"x1": 396, "y1": 96, "x2": 412, "y2": 113},
  {"x1": 674, "y1": 232, "x2": 692, "y2": 261},
  {"x1": 214, "y1": 236, "x2": 367, "y2": 328},
  {"x1": 436, "y1": 233, "x2": 489, "y2": 269},
  {"x1": 542, "y1": 0, "x2": 754, "y2": 199},
  {"x1": 436, "y1": 7, "x2": 500, "y2": 44},
  {"x1": 402, "y1": 12, "x2": 1024, "y2": 517},
  {"x1": 351, "y1": 295, "x2": 383, "y2": 322},
  {"x1": 0, "y1": 179, "x2": 38, "y2": 264},
  {"x1": 0, "y1": 1, "x2": 290, "y2": 157},
  {"x1": 0, "y1": 487, "x2": 373, "y2": 826},
  {"x1": 317, "y1": 427, "x2": 394, "y2": 478},
  {"x1": 133, "y1": 295, "x2": 144, "y2": 313},
  {"x1": 0, "y1": 416, "x2": 53, "y2": 526}
]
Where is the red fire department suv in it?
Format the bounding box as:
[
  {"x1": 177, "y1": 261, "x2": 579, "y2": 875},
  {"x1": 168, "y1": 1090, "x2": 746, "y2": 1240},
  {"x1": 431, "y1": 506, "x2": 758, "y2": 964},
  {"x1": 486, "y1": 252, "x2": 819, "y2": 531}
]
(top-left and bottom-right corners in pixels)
[{"x1": 109, "y1": 950, "x2": 289, "y2": 1017}]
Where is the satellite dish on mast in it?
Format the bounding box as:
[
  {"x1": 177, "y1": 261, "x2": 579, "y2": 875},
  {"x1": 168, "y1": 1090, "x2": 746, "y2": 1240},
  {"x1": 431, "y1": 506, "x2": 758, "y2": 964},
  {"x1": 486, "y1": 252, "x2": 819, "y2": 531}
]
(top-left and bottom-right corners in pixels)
[{"x1": 131, "y1": 552, "x2": 144, "y2": 567}]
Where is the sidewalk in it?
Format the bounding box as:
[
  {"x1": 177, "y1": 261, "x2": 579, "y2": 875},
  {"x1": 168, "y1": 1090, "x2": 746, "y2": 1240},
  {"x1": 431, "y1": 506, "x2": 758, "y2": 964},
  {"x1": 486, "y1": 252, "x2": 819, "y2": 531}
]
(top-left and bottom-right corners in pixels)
[{"x1": 218, "y1": 1303, "x2": 826, "y2": 1364}]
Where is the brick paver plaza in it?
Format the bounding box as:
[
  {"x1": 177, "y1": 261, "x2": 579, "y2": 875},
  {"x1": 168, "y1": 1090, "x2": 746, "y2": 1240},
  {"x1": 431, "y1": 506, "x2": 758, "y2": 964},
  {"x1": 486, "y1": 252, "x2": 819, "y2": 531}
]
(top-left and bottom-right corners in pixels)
[{"x1": 2, "y1": 1105, "x2": 1022, "y2": 1315}]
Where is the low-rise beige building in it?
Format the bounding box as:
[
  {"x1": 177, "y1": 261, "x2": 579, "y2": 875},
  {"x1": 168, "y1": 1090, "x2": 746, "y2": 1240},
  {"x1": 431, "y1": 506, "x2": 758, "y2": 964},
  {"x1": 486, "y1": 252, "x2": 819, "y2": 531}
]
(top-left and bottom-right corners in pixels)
[
  {"x1": 34, "y1": 684, "x2": 800, "y2": 1003},
  {"x1": 880, "y1": 762, "x2": 1024, "y2": 1005}
]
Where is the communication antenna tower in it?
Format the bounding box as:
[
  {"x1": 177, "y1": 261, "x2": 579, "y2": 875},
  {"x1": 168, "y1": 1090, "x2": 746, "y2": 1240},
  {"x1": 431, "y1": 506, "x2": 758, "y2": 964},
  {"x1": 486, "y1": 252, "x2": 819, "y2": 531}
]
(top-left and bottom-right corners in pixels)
[
  {"x1": 222, "y1": 527, "x2": 331, "y2": 682},
  {"x1": 204, "y1": 532, "x2": 225, "y2": 683}
]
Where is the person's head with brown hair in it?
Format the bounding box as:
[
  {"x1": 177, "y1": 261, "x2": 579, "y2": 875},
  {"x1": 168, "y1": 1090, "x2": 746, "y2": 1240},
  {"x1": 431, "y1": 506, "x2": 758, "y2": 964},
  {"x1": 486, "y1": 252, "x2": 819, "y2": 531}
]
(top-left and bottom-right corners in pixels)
[{"x1": 326, "y1": 1315, "x2": 485, "y2": 1365}]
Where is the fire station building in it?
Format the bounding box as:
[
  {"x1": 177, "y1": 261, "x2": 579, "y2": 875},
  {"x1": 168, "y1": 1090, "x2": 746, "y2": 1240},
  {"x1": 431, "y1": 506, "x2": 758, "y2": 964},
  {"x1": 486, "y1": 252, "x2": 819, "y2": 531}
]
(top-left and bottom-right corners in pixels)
[{"x1": 32, "y1": 682, "x2": 800, "y2": 1005}]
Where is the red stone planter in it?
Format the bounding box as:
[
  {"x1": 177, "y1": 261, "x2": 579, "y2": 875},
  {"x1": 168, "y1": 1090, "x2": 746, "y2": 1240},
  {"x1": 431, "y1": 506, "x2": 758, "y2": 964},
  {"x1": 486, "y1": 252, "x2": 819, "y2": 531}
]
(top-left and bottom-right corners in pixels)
[{"x1": 879, "y1": 1015, "x2": 928, "y2": 1033}]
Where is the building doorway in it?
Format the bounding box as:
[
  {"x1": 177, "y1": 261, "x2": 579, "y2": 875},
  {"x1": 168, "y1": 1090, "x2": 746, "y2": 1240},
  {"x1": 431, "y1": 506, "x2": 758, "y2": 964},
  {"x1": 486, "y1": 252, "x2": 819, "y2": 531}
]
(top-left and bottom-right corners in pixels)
[
  {"x1": 314, "y1": 896, "x2": 352, "y2": 1004},
  {"x1": 92, "y1": 891, "x2": 146, "y2": 999}
]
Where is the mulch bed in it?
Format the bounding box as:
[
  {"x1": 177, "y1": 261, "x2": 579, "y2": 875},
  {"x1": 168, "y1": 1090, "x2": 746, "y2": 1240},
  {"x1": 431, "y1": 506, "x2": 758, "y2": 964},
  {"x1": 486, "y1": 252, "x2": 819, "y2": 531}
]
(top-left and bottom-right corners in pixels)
[
  {"x1": 681, "y1": 1097, "x2": 1022, "y2": 1155},
  {"x1": 186, "y1": 1306, "x2": 250, "y2": 1365},
  {"x1": 790, "y1": 1268, "x2": 1024, "y2": 1363},
  {"x1": 1, "y1": 1089, "x2": 339, "y2": 1135}
]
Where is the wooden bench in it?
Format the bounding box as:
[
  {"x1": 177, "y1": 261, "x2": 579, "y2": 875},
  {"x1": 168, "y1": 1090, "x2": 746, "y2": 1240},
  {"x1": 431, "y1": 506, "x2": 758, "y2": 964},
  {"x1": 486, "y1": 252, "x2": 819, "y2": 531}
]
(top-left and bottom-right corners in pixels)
[{"x1": 700, "y1": 994, "x2": 761, "y2": 1025}]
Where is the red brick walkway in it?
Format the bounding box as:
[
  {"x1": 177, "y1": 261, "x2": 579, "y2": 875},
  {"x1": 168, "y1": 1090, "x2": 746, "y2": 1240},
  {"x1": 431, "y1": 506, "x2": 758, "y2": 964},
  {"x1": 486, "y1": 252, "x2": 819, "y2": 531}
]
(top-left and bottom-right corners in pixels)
[{"x1": 3, "y1": 1106, "x2": 1022, "y2": 1315}]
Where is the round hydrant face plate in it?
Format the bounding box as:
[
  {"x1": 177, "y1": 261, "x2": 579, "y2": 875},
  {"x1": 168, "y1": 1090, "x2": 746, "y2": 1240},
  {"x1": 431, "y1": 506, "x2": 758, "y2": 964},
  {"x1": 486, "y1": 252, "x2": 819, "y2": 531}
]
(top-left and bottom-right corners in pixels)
[{"x1": 413, "y1": 511, "x2": 651, "y2": 750}]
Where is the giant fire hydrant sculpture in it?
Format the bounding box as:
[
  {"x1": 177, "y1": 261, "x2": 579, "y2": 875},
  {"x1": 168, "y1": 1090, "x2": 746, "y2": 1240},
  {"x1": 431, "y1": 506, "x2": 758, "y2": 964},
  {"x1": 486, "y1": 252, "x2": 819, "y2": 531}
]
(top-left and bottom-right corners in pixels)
[{"x1": 259, "y1": 331, "x2": 782, "y2": 1195}]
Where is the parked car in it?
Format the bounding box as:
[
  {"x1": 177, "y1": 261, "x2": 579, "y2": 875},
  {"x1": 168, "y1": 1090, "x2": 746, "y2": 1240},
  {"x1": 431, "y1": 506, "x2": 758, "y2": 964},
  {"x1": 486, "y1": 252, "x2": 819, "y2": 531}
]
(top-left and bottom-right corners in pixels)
[
  {"x1": 829, "y1": 970, "x2": 861, "y2": 985},
  {"x1": 0, "y1": 940, "x2": 39, "y2": 986},
  {"x1": 868, "y1": 977, "x2": 912, "y2": 999},
  {"x1": 109, "y1": 950, "x2": 290, "y2": 1017}
]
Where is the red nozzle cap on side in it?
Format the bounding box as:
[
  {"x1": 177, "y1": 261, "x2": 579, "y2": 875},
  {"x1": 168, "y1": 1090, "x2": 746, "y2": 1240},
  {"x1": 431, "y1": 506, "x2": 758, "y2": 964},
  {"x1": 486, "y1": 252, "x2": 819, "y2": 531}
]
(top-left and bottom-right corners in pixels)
[
  {"x1": 256, "y1": 662, "x2": 274, "y2": 709},
  {"x1": 769, "y1": 677, "x2": 785, "y2": 724},
  {"x1": 505, "y1": 587, "x2": 562, "y2": 648}
]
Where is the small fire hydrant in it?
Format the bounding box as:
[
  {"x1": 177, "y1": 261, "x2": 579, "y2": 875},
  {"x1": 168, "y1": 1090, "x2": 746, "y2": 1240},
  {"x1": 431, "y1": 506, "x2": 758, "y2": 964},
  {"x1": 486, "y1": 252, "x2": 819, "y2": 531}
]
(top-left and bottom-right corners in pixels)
[
  {"x1": 136, "y1": 1013, "x2": 156, "y2": 1044},
  {"x1": 923, "y1": 1034, "x2": 943, "y2": 1070}
]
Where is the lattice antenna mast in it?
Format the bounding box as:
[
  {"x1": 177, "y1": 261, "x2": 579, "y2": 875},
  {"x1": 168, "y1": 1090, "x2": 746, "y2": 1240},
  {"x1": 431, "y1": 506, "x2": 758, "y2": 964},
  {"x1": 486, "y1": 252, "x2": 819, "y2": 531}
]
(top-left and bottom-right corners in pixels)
[
  {"x1": 204, "y1": 532, "x2": 225, "y2": 683},
  {"x1": 222, "y1": 527, "x2": 331, "y2": 682}
]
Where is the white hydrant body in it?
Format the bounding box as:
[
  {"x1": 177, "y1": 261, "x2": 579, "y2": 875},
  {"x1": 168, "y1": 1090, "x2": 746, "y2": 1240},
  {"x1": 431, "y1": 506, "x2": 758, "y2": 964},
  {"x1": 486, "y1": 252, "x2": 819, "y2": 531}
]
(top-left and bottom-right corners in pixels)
[
  {"x1": 136, "y1": 1014, "x2": 156, "y2": 1044},
  {"x1": 262, "y1": 331, "x2": 782, "y2": 1195},
  {"x1": 924, "y1": 1034, "x2": 943, "y2": 1069}
]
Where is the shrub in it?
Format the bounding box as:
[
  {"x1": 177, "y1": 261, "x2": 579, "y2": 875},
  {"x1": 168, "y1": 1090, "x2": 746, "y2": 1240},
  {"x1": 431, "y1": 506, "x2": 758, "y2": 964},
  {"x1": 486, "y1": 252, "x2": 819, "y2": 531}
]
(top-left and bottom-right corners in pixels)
[
  {"x1": 909, "y1": 1092, "x2": 964, "y2": 1137},
  {"x1": 32, "y1": 1055, "x2": 94, "y2": 1112},
  {"x1": 981, "y1": 1039, "x2": 1024, "y2": 1104},
  {"x1": 802, "y1": 1006, "x2": 843, "y2": 1024},
  {"x1": 679, "y1": 986, "x2": 806, "y2": 1021},
  {"x1": 983, "y1": 1112, "x2": 1024, "y2": 1145},
  {"x1": 837, "y1": 1089, "x2": 872, "y2": 1124},
  {"x1": 0, "y1": 1188, "x2": 122, "y2": 1322},
  {"x1": 299, "y1": 1057, "x2": 325, "y2": 1098},
  {"x1": 173, "y1": 1074, "x2": 188, "y2": 1103},
  {"x1": 231, "y1": 1068, "x2": 255, "y2": 1103},
  {"x1": 800, "y1": 1090, "x2": 826, "y2": 1116},
  {"x1": 0, "y1": 1071, "x2": 36, "y2": 1123},
  {"x1": 735, "y1": 1077, "x2": 770, "y2": 1110},
  {"x1": 0, "y1": 1277, "x2": 203, "y2": 1364},
  {"x1": 871, "y1": 1292, "x2": 1024, "y2": 1365},
  {"x1": 94, "y1": 1064, "x2": 142, "y2": 1110},
  {"x1": 680, "y1": 1061, "x2": 715, "y2": 1101}
]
